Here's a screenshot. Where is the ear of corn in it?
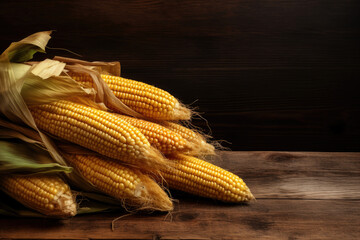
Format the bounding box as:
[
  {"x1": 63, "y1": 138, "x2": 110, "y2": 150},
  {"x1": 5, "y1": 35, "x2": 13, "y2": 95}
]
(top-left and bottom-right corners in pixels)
[
  {"x1": 65, "y1": 154, "x2": 173, "y2": 211},
  {"x1": 114, "y1": 114, "x2": 192, "y2": 155},
  {"x1": 69, "y1": 73, "x2": 191, "y2": 121},
  {"x1": 161, "y1": 121, "x2": 215, "y2": 156},
  {"x1": 0, "y1": 175, "x2": 76, "y2": 217},
  {"x1": 29, "y1": 100, "x2": 169, "y2": 172},
  {"x1": 160, "y1": 154, "x2": 254, "y2": 203},
  {"x1": 1, "y1": 32, "x2": 254, "y2": 218}
]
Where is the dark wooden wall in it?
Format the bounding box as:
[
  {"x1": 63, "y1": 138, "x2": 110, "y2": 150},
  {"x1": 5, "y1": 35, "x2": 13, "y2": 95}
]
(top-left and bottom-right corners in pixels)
[{"x1": 0, "y1": 0, "x2": 359, "y2": 151}]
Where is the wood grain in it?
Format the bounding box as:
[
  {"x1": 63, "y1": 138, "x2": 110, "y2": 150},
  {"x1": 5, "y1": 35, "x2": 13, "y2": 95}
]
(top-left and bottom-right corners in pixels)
[
  {"x1": 0, "y1": 0, "x2": 359, "y2": 151},
  {"x1": 217, "y1": 151, "x2": 360, "y2": 199},
  {"x1": 0, "y1": 199, "x2": 359, "y2": 239},
  {"x1": 0, "y1": 151, "x2": 359, "y2": 239}
]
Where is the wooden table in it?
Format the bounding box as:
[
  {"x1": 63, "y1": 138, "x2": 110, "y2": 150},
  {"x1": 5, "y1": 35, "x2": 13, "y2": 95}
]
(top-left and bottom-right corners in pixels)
[{"x1": 0, "y1": 151, "x2": 359, "y2": 239}]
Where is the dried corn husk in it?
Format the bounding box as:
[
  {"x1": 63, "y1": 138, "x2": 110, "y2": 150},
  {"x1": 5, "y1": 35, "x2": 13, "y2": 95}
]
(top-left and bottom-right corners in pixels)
[{"x1": 0, "y1": 32, "x2": 174, "y2": 215}]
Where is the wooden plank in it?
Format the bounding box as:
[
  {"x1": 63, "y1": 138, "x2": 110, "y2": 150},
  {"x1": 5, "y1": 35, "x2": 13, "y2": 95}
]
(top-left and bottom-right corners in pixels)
[
  {"x1": 193, "y1": 108, "x2": 360, "y2": 152},
  {"x1": 0, "y1": 151, "x2": 359, "y2": 239},
  {"x1": 0, "y1": 0, "x2": 359, "y2": 151},
  {"x1": 1, "y1": 0, "x2": 358, "y2": 69},
  {"x1": 216, "y1": 151, "x2": 360, "y2": 199},
  {"x1": 0, "y1": 199, "x2": 358, "y2": 239}
]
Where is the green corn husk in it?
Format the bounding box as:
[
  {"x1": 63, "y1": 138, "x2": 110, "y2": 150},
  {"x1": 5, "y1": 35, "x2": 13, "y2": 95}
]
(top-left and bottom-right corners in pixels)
[
  {"x1": 0, "y1": 139, "x2": 73, "y2": 217},
  {"x1": 0, "y1": 139, "x2": 127, "y2": 217},
  {"x1": 0, "y1": 31, "x2": 172, "y2": 217},
  {"x1": 0, "y1": 32, "x2": 108, "y2": 175},
  {"x1": 0, "y1": 140, "x2": 72, "y2": 174}
]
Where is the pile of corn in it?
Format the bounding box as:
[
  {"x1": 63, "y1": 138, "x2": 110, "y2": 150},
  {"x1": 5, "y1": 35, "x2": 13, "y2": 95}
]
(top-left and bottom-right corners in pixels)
[{"x1": 0, "y1": 32, "x2": 254, "y2": 218}]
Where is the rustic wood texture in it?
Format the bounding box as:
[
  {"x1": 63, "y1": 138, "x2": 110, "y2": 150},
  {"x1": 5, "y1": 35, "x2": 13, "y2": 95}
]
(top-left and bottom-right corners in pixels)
[
  {"x1": 0, "y1": 0, "x2": 359, "y2": 151},
  {"x1": 0, "y1": 151, "x2": 359, "y2": 239}
]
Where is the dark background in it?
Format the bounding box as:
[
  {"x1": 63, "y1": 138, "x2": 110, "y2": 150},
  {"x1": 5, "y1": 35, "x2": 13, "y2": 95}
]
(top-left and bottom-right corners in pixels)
[{"x1": 0, "y1": 0, "x2": 359, "y2": 151}]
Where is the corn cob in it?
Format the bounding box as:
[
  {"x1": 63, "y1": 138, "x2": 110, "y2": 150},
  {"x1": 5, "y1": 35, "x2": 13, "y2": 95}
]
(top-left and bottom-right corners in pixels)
[
  {"x1": 160, "y1": 154, "x2": 254, "y2": 202},
  {"x1": 65, "y1": 154, "x2": 173, "y2": 211},
  {"x1": 114, "y1": 114, "x2": 192, "y2": 155},
  {"x1": 68, "y1": 73, "x2": 191, "y2": 121},
  {"x1": 29, "y1": 100, "x2": 168, "y2": 171},
  {"x1": 161, "y1": 121, "x2": 215, "y2": 156},
  {"x1": 0, "y1": 175, "x2": 76, "y2": 217}
]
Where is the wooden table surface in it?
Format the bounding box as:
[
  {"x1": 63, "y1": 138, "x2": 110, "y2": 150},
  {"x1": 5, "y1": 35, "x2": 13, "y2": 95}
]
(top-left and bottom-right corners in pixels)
[{"x1": 0, "y1": 151, "x2": 359, "y2": 239}]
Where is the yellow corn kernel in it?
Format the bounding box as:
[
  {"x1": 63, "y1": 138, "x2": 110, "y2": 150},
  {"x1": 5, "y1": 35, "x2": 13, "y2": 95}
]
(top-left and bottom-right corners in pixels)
[
  {"x1": 66, "y1": 154, "x2": 173, "y2": 211},
  {"x1": 160, "y1": 154, "x2": 254, "y2": 202},
  {"x1": 69, "y1": 73, "x2": 191, "y2": 121},
  {"x1": 0, "y1": 175, "x2": 76, "y2": 217},
  {"x1": 161, "y1": 121, "x2": 215, "y2": 156},
  {"x1": 115, "y1": 114, "x2": 190, "y2": 155},
  {"x1": 29, "y1": 100, "x2": 168, "y2": 171}
]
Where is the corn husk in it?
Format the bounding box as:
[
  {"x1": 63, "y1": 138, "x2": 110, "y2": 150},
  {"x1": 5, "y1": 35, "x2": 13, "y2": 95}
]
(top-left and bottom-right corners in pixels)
[
  {"x1": 0, "y1": 139, "x2": 75, "y2": 217},
  {"x1": 0, "y1": 31, "x2": 90, "y2": 168},
  {"x1": 0, "y1": 140, "x2": 72, "y2": 175},
  {"x1": 0, "y1": 31, "x2": 172, "y2": 216},
  {"x1": 1, "y1": 32, "x2": 120, "y2": 174},
  {"x1": 55, "y1": 56, "x2": 144, "y2": 118}
]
